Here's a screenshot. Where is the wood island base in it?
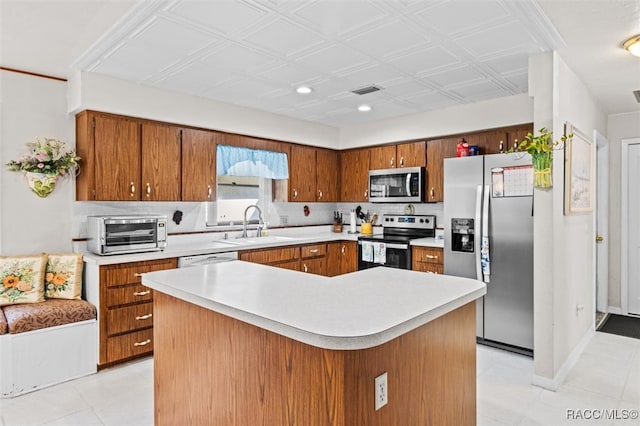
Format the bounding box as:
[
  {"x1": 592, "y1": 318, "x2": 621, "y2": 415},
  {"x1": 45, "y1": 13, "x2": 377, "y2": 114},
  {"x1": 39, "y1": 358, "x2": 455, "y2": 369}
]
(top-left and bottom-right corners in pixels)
[{"x1": 153, "y1": 292, "x2": 476, "y2": 426}]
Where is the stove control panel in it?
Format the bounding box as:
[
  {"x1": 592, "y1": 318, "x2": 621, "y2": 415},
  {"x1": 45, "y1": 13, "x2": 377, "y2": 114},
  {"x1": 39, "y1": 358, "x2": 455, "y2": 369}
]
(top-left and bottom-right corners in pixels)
[{"x1": 382, "y1": 214, "x2": 436, "y2": 230}]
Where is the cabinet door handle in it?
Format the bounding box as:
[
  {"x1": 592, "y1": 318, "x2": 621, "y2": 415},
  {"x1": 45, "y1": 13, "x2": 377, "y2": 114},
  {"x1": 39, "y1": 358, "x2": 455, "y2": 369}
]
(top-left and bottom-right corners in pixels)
[
  {"x1": 341, "y1": 246, "x2": 345, "y2": 254},
  {"x1": 513, "y1": 139, "x2": 519, "y2": 149},
  {"x1": 430, "y1": 187, "x2": 435, "y2": 198},
  {"x1": 425, "y1": 254, "x2": 439, "y2": 260},
  {"x1": 133, "y1": 339, "x2": 151, "y2": 347},
  {"x1": 145, "y1": 182, "x2": 151, "y2": 198},
  {"x1": 364, "y1": 189, "x2": 368, "y2": 199},
  {"x1": 133, "y1": 273, "x2": 144, "y2": 278},
  {"x1": 293, "y1": 188, "x2": 298, "y2": 199},
  {"x1": 318, "y1": 190, "x2": 323, "y2": 200},
  {"x1": 303, "y1": 263, "x2": 308, "y2": 273},
  {"x1": 133, "y1": 290, "x2": 151, "y2": 296},
  {"x1": 130, "y1": 182, "x2": 136, "y2": 197},
  {"x1": 390, "y1": 156, "x2": 394, "y2": 167},
  {"x1": 309, "y1": 249, "x2": 319, "y2": 253},
  {"x1": 400, "y1": 156, "x2": 404, "y2": 167},
  {"x1": 207, "y1": 185, "x2": 212, "y2": 199},
  {"x1": 135, "y1": 313, "x2": 153, "y2": 321},
  {"x1": 499, "y1": 140, "x2": 504, "y2": 152}
]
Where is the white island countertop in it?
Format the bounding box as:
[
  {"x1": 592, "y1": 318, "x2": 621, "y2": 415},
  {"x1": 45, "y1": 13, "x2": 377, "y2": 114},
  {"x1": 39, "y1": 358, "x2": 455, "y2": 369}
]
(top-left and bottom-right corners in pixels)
[{"x1": 142, "y1": 261, "x2": 485, "y2": 350}]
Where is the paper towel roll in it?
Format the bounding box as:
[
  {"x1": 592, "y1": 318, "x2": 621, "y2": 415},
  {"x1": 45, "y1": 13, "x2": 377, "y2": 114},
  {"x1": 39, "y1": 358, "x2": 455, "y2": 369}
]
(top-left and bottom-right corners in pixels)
[{"x1": 350, "y1": 211, "x2": 357, "y2": 233}]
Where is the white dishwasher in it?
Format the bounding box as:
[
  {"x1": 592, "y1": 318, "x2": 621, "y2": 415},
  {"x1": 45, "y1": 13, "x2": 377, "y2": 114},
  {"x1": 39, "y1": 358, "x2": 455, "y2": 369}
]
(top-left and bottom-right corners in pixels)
[{"x1": 178, "y1": 251, "x2": 238, "y2": 268}]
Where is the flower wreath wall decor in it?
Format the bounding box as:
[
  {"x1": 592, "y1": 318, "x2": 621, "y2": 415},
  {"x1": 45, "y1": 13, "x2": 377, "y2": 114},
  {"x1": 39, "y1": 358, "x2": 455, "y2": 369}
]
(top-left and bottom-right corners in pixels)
[{"x1": 6, "y1": 138, "x2": 81, "y2": 198}]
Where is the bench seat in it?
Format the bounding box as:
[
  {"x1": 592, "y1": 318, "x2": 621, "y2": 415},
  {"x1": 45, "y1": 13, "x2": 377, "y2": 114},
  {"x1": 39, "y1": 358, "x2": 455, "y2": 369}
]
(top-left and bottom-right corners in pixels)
[
  {"x1": 0, "y1": 299, "x2": 97, "y2": 398},
  {"x1": 2, "y1": 299, "x2": 96, "y2": 334}
]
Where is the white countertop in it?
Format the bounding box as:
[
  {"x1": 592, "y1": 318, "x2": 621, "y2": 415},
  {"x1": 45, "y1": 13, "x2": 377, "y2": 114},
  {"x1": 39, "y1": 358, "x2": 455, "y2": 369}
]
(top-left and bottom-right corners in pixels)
[
  {"x1": 82, "y1": 225, "x2": 445, "y2": 265},
  {"x1": 142, "y1": 261, "x2": 485, "y2": 350}
]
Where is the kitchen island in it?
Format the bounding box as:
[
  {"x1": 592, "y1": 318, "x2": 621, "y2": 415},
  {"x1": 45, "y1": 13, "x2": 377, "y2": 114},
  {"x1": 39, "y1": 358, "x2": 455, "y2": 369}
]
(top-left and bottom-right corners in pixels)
[{"x1": 142, "y1": 261, "x2": 485, "y2": 425}]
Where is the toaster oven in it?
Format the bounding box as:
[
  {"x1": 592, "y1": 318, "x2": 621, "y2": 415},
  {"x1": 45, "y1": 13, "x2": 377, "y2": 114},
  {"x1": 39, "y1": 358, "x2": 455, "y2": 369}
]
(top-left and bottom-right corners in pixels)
[{"x1": 87, "y1": 215, "x2": 167, "y2": 255}]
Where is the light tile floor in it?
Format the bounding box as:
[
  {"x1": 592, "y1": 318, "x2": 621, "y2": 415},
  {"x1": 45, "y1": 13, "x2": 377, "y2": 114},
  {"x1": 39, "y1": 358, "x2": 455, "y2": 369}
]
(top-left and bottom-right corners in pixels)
[{"x1": 1, "y1": 332, "x2": 638, "y2": 426}]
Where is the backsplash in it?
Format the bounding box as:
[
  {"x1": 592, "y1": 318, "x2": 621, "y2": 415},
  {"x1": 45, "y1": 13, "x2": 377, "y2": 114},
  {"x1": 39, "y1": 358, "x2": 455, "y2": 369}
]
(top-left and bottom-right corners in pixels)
[{"x1": 73, "y1": 201, "x2": 443, "y2": 238}]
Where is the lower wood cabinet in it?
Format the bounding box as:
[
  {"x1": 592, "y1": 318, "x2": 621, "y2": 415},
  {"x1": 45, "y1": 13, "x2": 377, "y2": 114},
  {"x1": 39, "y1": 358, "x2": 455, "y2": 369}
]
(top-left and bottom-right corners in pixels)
[
  {"x1": 98, "y1": 257, "x2": 177, "y2": 367},
  {"x1": 327, "y1": 241, "x2": 358, "y2": 276},
  {"x1": 239, "y1": 246, "x2": 301, "y2": 271},
  {"x1": 240, "y1": 240, "x2": 358, "y2": 277},
  {"x1": 301, "y1": 243, "x2": 327, "y2": 275},
  {"x1": 412, "y1": 246, "x2": 444, "y2": 274}
]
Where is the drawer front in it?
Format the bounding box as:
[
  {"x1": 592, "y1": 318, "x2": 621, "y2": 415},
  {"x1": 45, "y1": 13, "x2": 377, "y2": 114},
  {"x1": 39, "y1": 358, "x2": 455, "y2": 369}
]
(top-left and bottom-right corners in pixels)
[
  {"x1": 107, "y1": 302, "x2": 154, "y2": 335},
  {"x1": 413, "y1": 247, "x2": 443, "y2": 265},
  {"x1": 105, "y1": 328, "x2": 153, "y2": 363},
  {"x1": 244, "y1": 247, "x2": 300, "y2": 264},
  {"x1": 101, "y1": 258, "x2": 177, "y2": 288},
  {"x1": 301, "y1": 244, "x2": 326, "y2": 259},
  {"x1": 106, "y1": 284, "x2": 152, "y2": 307}
]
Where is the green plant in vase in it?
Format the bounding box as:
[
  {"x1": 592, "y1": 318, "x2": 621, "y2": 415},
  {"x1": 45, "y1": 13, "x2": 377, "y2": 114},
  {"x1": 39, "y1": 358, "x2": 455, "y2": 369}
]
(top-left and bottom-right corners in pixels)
[
  {"x1": 508, "y1": 127, "x2": 572, "y2": 189},
  {"x1": 6, "y1": 138, "x2": 81, "y2": 198}
]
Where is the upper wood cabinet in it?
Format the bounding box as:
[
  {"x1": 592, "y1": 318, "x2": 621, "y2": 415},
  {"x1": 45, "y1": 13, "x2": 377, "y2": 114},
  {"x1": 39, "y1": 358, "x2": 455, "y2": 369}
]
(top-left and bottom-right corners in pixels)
[
  {"x1": 181, "y1": 128, "x2": 218, "y2": 201},
  {"x1": 77, "y1": 111, "x2": 181, "y2": 201},
  {"x1": 339, "y1": 148, "x2": 370, "y2": 202},
  {"x1": 396, "y1": 141, "x2": 426, "y2": 168},
  {"x1": 478, "y1": 124, "x2": 533, "y2": 154},
  {"x1": 369, "y1": 141, "x2": 426, "y2": 170},
  {"x1": 369, "y1": 145, "x2": 397, "y2": 170},
  {"x1": 425, "y1": 137, "x2": 457, "y2": 202},
  {"x1": 286, "y1": 145, "x2": 339, "y2": 203},
  {"x1": 141, "y1": 122, "x2": 182, "y2": 201},
  {"x1": 507, "y1": 124, "x2": 533, "y2": 152},
  {"x1": 289, "y1": 145, "x2": 317, "y2": 202},
  {"x1": 316, "y1": 148, "x2": 339, "y2": 202},
  {"x1": 76, "y1": 111, "x2": 141, "y2": 201}
]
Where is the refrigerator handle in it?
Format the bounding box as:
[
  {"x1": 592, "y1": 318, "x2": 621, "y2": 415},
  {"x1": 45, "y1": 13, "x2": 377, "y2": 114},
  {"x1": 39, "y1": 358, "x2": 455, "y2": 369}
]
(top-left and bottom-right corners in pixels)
[
  {"x1": 482, "y1": 184, "x2": 491, "y2": 283},
  {"x1": 475, "y1": 185, "x2": 483, "y2": 281}
]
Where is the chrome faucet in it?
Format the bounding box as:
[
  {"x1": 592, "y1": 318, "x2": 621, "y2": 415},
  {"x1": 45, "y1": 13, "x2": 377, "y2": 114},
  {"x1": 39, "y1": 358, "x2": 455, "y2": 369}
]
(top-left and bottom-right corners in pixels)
[{"x1": 242, "y1": 204, "x2": 264, "y2": 238}]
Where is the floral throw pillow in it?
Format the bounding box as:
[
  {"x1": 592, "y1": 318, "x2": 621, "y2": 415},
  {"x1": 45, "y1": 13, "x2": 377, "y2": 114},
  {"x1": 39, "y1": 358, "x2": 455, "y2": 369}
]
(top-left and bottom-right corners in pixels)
[
  {"x1": 45, "y1": 253, "x2": 83, "y2": 300},
  {"x1": 0, "y1": 254, "x2": 47, "y2": 306}
]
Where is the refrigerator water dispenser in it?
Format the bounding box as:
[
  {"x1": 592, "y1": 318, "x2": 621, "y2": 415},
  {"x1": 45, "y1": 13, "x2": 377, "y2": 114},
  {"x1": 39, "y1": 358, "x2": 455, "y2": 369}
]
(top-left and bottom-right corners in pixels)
[{"x1": 451, "y1": 218, "x2": 475, "y2": 253}]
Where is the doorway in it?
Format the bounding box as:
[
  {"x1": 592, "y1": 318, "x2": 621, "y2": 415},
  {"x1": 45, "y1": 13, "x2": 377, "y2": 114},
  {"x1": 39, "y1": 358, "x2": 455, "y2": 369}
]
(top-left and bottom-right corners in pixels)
[
  {"x1": 594, "y1": 131, "x2": 608, "y2": 327},
  {"x1": 621, "y1": 138, "x2": 640, "y2": 316}
]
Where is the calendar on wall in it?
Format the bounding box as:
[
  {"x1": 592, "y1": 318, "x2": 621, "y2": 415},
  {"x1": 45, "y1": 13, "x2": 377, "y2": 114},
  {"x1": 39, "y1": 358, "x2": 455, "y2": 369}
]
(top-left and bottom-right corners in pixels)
[{"x1": 491, "y1": 165, "x2": 534, "y2": 197}]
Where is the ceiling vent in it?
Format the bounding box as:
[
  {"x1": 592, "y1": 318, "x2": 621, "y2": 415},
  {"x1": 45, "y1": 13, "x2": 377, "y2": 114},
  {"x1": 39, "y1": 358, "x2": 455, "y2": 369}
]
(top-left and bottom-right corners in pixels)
[
  {"x1": 351, "y1": 85, "x2": 382, "y2": 95},
  {"x1": 634, "y1": 90, "x2": 640, "y2": 103}
]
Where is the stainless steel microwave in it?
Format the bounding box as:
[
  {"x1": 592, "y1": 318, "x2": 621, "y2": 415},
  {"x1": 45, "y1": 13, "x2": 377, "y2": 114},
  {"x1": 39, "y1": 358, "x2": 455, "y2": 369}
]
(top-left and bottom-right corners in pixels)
[
  {"x1": 87, "y1": 215, "x2": 168, "y2": 255},
  {"x1": 368, "y1": 167, "x2": 425, "y2": 203}
]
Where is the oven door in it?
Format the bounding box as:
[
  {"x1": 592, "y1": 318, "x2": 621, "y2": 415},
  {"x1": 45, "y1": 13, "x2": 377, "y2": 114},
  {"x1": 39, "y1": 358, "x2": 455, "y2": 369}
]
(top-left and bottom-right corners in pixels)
[
  {"x1": 368, "y1": 167, "x2": 424, "y2": 203},
  {"x1": 357, "y1": 240, "x2": 412, "y2": 270}
]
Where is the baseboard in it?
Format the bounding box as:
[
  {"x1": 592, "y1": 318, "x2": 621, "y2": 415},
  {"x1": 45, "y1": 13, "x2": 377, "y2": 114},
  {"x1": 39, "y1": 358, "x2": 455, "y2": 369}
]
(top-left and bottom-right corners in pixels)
[
  {"x1": 532, "y1": 326, "x2": 595, "y2": 391},
  {"x1": 608, "y1": 306, "x2": 622, "y2": 315}
]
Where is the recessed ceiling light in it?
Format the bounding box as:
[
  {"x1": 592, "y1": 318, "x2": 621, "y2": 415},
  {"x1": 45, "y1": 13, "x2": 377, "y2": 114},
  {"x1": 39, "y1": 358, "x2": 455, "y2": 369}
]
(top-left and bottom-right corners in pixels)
[
  {"x1": 623, "y1": 34, "x2": 640, "y2": 57},
  {"x1": 296, "y1": 86, "x2": 312, "y2": 94},
  {"x1": 358, "y1": 104, "x2": 372, "y2": 112}
]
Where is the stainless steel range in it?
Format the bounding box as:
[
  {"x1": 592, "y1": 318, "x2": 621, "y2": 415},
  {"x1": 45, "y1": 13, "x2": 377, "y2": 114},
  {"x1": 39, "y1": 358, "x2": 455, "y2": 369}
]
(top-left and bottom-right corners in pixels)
[{"x1": 357, "y1": 214, "x2": 436, "y2": 270}]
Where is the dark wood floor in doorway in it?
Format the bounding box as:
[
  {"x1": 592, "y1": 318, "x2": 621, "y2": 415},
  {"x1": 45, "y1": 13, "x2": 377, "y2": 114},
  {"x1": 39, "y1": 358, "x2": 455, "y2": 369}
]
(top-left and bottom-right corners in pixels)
[{"x1": 597, "y1": 314, "x2": 640, "y2": 339}]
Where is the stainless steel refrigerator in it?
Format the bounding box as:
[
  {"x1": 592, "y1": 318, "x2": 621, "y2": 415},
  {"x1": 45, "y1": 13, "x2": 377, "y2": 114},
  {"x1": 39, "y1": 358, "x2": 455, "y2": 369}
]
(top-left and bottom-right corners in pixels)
[{"x1": 444, "y1": 153, "x2": 534, "y2": 354}]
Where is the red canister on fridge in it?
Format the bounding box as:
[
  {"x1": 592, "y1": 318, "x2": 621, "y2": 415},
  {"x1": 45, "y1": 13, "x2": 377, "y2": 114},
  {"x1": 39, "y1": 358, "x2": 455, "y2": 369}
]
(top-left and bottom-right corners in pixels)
[{"x1": 456, "y1": 139, "x2": 470, "y2": 157}]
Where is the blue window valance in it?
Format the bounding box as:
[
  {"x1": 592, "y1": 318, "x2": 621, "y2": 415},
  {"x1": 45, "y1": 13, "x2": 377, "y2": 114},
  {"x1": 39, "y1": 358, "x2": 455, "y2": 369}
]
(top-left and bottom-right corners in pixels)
[{"x1": 216, "y1": 145, "x2": 289, "y2": 179}]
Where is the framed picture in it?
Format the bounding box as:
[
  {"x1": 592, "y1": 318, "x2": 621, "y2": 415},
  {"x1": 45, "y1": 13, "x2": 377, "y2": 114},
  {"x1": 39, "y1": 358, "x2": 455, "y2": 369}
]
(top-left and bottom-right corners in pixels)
[{"x1": 564, "y1": 123, "x2": 594, "y2": 214}]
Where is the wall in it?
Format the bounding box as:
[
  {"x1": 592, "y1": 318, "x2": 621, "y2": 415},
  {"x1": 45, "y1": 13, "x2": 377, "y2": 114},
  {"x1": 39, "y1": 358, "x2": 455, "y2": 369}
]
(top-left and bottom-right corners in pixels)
[
  {"x1": 606, "y1": 112, "x2": 640, "y2": 310},
  {"x1": 0, "y1": 70, "x2": 76, "y2": 255},
  {"x1": 338, "y1": 93, "x2": 533, "y2": 147},
  {"x1": 530, "y1": 52, "x2": 607, "y2": 388},
  {"x1": 67, "y1": 72, "x2": 339, "y2": 149}
]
